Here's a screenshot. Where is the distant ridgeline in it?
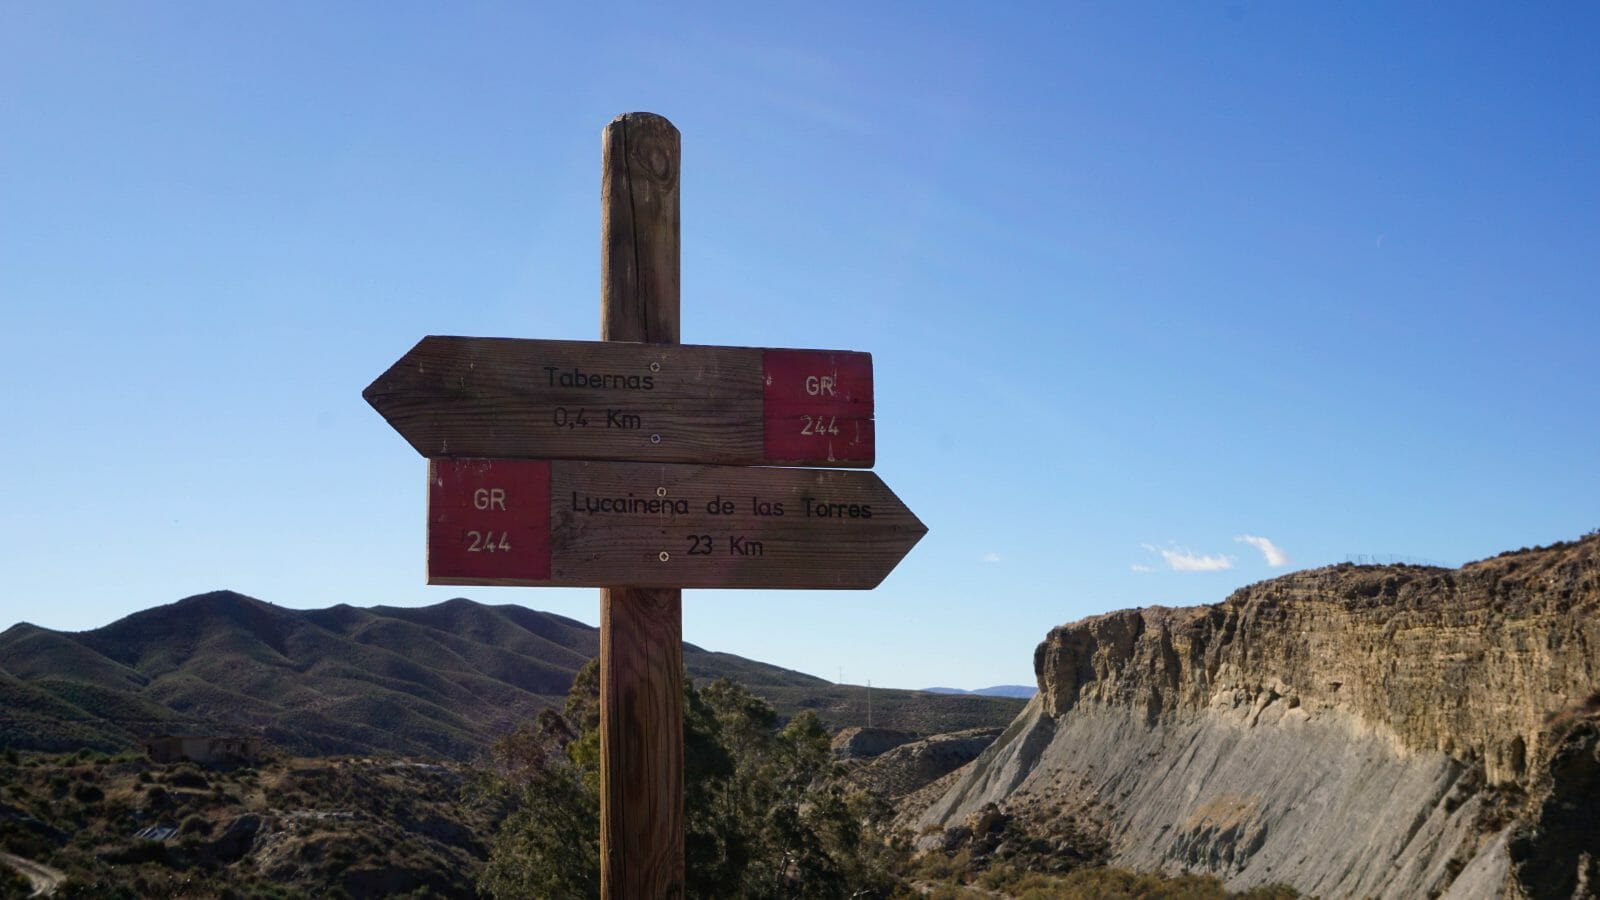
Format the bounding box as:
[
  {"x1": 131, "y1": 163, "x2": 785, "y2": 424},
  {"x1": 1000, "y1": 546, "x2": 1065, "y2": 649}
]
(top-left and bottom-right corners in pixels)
[
  {"x1": 921, "y1": 685, "x2": 1038, "y2": 699},
  {"x1": 0, "y1": 592, "x2": 1023, "y2": 759}
]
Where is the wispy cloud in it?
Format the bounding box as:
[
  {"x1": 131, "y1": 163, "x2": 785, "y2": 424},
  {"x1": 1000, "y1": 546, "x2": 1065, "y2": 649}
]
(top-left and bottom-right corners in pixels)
[
  {"x1": 1236, "y1": 535, "x2": 1291, "y2": 567},
  {"x1": 1142, "y1": 543, "x2": 1235, "y2": 572},
  {"x1": 982, "y1": 552, "x2": 1002, "y2": 563},
  {"x1": 1130, "y1": 564, "x2": 1153, "y2": 573},
  {"x1": 1162, "y1": 549, "x2": 1235, "y2": 572}
]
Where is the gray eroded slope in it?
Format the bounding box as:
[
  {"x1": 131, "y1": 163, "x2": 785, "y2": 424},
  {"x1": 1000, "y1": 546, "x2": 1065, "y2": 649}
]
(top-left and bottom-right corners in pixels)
[{"x1": 919, "y1": 536, "x2": 1600, "y2": 898}]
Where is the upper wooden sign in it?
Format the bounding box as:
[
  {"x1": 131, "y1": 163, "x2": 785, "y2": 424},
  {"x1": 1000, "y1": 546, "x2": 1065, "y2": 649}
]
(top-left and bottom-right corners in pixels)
[
  {"x1": 428, "y1": 458, "x2": 925, "y2": 589},
  {"x1": 364, "y1": 336, "x2": 873, "y2": 467}
]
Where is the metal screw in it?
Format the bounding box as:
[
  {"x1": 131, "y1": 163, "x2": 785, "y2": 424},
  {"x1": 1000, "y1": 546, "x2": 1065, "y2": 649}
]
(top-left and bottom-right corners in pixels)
[
  {"x1": 650, "y1": 434, "x2": 661, "y2": 444},
  {"x1": 649, "y1": 362, "x2": 661, "y2": 373},
  {"x1": 656, "y1": 487, "x2": 667, "y2": 497},
  {"x1": 658, "y1": 551, "x2": 670, "y2": 562}
]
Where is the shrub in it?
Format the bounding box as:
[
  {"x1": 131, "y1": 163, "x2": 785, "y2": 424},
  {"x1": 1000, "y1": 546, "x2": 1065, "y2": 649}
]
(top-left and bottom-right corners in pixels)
[
  {"x1": 0, "y1": 866, "x2": 31, "y2": 897},
  {"x1": 928, "y1": 865, "x2": 1303, "y2": 900},
  {"x1": 914, "y1": 848, "x2": 972, "y2": 883},
  {"x1": 925, "y1": 887, "x2": 985, "y2": 900},
  {"x1": 165, "y1": 767, "x2": 209, "y2": 790},
  {"x1": 478, "y1": 665, "x2": 904, "y2": 899}
]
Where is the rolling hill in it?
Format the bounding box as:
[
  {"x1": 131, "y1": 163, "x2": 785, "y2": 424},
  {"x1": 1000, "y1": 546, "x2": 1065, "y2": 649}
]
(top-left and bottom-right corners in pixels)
[{"x1": 0, "y1": 591, "x2": 1022, "y2": 760}]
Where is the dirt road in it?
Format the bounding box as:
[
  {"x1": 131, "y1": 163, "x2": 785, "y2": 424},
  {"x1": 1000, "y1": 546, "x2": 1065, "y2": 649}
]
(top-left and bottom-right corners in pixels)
[{"x1": 0, "y1": 851, "x2": 64, "y2": 897}]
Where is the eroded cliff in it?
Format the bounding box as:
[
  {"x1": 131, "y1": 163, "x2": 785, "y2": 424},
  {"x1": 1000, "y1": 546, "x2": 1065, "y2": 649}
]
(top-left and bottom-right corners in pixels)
[{"x1": 918, "y1": 534, "x2": 1600, "y2": 898}]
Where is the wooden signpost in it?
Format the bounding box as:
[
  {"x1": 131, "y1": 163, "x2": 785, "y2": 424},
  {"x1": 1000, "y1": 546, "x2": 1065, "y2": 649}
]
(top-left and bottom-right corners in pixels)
[
  {"x1": 365, "y1": 113, "x2": 924, "y2": 899},
  {"x1": 364, "y1": 337, "x2": 875, "y2": 466}
]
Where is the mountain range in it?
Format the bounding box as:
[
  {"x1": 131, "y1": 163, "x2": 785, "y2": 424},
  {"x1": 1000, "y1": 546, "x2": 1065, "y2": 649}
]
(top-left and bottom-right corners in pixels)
[
  {"x1": 922, "y1": 685, "x2": 1037, "y2": 699},
  {"x1": 0, "y1": 591, "x2": 1023, "y2": 760}
]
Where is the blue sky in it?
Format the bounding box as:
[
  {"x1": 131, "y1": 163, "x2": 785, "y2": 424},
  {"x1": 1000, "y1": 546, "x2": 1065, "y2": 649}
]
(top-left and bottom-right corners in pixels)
[{"x1": 3, "y1": 3, "x2": 1596, "y2": 690}]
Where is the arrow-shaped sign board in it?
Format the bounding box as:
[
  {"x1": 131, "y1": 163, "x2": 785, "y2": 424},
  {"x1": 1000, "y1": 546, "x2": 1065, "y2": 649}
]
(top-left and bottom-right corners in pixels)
[
  {"x1": 427, "y1": 458, "x2": 925, "y2": 589},
  {"x1": 365, "y1": 336, "x2": 873, "y2": 467}
]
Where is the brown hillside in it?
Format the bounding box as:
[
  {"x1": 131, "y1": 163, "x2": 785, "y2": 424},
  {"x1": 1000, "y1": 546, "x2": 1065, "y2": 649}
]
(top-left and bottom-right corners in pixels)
[{"x1": 0, "y1": 592, "x2": 1023, "y2": 760}]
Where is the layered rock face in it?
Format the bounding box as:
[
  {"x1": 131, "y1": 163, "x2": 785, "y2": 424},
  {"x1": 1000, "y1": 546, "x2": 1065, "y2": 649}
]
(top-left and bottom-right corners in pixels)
[{"x1": 918, "y1": 535, "x2": 1600, "y2": 898}]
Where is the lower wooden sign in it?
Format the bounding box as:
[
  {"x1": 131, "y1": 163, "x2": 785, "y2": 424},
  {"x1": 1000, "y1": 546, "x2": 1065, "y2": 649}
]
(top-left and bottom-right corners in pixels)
[{"x1": 427, "y1": 458, "x2": 926, "y2": 589}]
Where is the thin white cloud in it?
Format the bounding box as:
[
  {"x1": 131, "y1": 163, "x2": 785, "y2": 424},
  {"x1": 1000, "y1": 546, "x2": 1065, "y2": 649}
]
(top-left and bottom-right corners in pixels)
[
  {"x1": 1162, "y1": 549, "x2": 1235, "y2": 572},
  {"x1": 1236, "y1": 535, "x2": 1291, "y2": 567},
  {"x1": 982, "y1": 552, "x2": 1002, "y2": 563},
  {"x1": 1142, "y1": 543, "x2": 1234, "y2": 572},
  {"x1": 1130, "y1": 564, "x2": 1153, "y2": 573}
]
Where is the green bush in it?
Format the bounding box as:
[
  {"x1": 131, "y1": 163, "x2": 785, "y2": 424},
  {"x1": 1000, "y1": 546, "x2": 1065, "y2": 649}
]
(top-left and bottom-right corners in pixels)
[
  {"x1": 914, "y1": 848, "x2": 972, "y2": 883},
  {"x1": 476, "y1": 663, "x2": 905, "y2": 899}
]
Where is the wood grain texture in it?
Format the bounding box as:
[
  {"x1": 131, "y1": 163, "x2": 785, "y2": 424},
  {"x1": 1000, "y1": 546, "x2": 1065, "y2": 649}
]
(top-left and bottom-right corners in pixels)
[
  {"x1": 600, "y1": 587, "x2": 684, "y2": 900},
  {"x1": 599, "y1": 112, "x2": 685, "y2": 900},
  {"x1": 602, "y1": 112, "x2": 679, "y2": 344},
  {"x1": 426, "y1": 458, "x2": 927, "y2": 589},
  {"x1": 362, "y1": 336, "x2": 874, "y2": 466}
]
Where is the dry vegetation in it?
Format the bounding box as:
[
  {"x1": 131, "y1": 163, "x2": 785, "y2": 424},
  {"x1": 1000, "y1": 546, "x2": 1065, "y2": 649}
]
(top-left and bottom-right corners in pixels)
[
  {"x1": 0, "y1": 699, "x2": 1306, "y2": 899},
  {"x1": 0, "y1": 748, "x2": 488, "y2": 898}
]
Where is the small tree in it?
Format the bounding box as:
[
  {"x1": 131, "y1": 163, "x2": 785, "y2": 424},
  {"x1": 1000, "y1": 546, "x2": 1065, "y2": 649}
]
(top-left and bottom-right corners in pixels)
[
  {"x1": 476, "y1": 706, "x2": 599, "y2": 899},
  {"x1": 475, "y1": 663, "x2": 905, "y2": 898}
]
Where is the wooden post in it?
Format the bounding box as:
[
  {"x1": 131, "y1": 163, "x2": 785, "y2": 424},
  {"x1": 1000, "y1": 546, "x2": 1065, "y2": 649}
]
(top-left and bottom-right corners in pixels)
[{"x1": 598, "y1": 112, "x2": 685, "y2": 899}]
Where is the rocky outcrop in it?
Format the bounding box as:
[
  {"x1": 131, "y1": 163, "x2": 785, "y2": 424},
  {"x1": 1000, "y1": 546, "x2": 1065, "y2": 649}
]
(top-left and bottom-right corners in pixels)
[
  {"x1": 831, "y1": 727, "x2": 917, "y2": 760},
  {"x1": 919, "y1": 535, "x2": 1600, "y2": 898},
  {"x1": 845, "y1": 728, "x2": 1001, "y2": 800}
]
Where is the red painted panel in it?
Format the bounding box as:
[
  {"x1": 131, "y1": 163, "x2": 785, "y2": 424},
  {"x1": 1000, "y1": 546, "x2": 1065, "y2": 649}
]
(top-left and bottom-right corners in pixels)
[
  {"x1": 762, "y1": 350, "x2": 874, "y2": 465},
  {"x1": 428, "y1": 459, "x2": 551, "y2": 582}
]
